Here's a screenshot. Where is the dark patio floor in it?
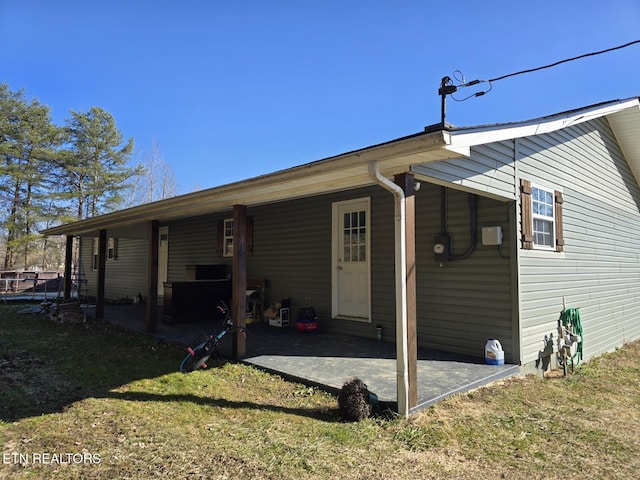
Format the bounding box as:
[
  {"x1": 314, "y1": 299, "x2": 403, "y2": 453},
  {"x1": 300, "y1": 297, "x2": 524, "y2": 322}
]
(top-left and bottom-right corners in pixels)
[{"x1": 99, "y1": 304, "x2": 520, "y2": 413}]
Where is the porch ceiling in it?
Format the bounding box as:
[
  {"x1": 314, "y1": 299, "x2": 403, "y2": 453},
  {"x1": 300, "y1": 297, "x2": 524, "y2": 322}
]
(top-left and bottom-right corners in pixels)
[{"x1": 44, "y1": 129, "x2": 459, "y2": 237}]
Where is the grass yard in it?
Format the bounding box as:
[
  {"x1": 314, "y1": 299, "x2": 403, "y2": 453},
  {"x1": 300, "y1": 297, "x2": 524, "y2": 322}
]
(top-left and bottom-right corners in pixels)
[{"x1": 1, "y1": 303, "x2": 640, "y2": 479}]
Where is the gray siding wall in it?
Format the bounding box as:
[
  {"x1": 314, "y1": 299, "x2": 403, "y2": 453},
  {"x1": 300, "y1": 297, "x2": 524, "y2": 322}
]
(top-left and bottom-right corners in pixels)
[
  {"x1": 415, "y1": 184, "x2": 515, "y2": 361},
  {"x1": 80, "y1": 237, "x2": 96, "y2": 298},
  {"x1": 104, "y1": 239, "x2": 148, "y2": 300},
  {"x1": 517, "y1": 118, "x2": 640, "y2": 369},
  {"x1": 162, "y1": 184, "x2": 513, "y2": 358},
  {"x1": 79, "y1": 183, "x2": 514, "y2": 360},
  {"x1": 79, "y1": 236, "x2": 148, "y2": 301},
  {"x1": 163, "y1": 187, "x2": 397, "y2": 340},
  {"x1": 412, "y1": 141, "x2": 517, "y2": 200},
  {"x1": 166, "y1": 215, "x2": 218, "y2": 282}
]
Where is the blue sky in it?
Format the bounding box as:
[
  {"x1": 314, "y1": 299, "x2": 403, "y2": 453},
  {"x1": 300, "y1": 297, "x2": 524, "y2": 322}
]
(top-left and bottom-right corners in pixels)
[{"x1": 1, "y1": 1, "x2": 639, "y2": 193}]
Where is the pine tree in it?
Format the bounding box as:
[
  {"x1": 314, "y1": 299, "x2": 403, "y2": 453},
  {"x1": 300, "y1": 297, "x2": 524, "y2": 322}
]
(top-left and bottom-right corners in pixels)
[
  {"x1": 0, "y1": 85, "x2": 142, "y2": 271},
  {"x1": 58, "y1": 107, "x2": 137, "y2": 220},
  {"x1": 0, "y1": 83, "x2": 61, "y2": 270}
]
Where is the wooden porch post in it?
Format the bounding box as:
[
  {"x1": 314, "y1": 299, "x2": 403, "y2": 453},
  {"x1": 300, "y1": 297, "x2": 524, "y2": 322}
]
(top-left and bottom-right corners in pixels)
[
  {"x1": 64, "y1": 235, "x2": 73, "y2": 300},
  {"x1": 395, "y1": 173, "x2": 418, "y2": 409},
  {"x1": 96, "y1": 229, "x2": 107, "y2": 319},
  {"x1": 232, "y1": 205, "x2": 247, "y2": 359},
  {"x1": 146, "y1": 220, "x2": 159, "y2": 333}
]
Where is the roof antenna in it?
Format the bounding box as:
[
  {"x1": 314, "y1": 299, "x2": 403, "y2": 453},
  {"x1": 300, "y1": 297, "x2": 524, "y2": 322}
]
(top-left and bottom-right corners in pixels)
[{"x1": 438, "y1": 76, "x2": 458, "y2": 128}]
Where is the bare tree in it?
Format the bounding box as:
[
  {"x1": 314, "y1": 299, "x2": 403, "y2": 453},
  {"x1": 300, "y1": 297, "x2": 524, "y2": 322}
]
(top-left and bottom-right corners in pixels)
[{"x1": 126, "y1": 138, "x2": 178, "y2": 206}]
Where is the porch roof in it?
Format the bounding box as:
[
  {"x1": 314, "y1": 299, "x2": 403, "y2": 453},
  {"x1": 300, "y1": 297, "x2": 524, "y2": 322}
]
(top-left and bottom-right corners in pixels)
[
  {"x1": 44, "y1": 128, "x2": 457, "y2": 237},
  {"x1": 44, "y1": 96, "x2": 640, "y2": 238}
]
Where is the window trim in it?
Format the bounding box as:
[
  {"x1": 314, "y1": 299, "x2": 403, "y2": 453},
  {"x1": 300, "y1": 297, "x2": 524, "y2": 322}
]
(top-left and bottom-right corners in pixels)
[
  {"x1": 531, "y1": 184, "x2": 556, "y2": 251},
  {"x1": 520, "y1": 178, "x2": 564, "y2": 253}
]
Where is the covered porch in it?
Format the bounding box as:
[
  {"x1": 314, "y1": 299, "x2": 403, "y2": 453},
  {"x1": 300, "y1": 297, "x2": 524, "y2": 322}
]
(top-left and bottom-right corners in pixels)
[
  {"x1": 44, "y1": 127, "x2": 518, "y2": 417},
  {"x1": 99, "y1": 304, "x2": 519, "y2": 414}
]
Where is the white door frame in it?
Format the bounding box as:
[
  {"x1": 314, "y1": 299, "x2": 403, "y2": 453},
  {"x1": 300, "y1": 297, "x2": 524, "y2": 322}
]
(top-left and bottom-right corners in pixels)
[{"x1": 331, "y1": 197, "x2": 371, "y2": 322}]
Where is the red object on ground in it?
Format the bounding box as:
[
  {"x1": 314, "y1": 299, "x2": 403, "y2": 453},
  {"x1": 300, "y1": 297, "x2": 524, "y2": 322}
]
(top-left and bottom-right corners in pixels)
[{"x1": 296, "y1": 321, "x2": 318, "y2": 332}]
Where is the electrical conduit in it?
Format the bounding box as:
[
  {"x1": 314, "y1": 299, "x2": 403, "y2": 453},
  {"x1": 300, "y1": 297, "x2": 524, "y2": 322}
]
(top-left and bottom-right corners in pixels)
[{"x1": 367, "y1": 160, "x2": 410, "y2": 418}]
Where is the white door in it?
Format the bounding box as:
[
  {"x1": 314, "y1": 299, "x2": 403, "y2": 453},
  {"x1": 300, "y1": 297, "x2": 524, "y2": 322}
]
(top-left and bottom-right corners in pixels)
[
  {"x1": 157, "y1": 226, "x2": 169, "y2": 296},
  {"x1": 333, "y1": 198, "x2": 370, "y2": 320}
]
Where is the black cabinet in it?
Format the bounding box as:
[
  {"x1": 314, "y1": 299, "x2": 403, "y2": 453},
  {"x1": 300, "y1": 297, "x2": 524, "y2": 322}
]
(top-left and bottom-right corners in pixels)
[{"x1": 163, "y1": 280, "x2": 231, "y2": 323}]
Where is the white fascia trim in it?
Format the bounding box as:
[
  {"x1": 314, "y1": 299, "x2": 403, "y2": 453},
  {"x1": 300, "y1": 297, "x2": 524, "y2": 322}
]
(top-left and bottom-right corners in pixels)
[
  {"x1": 447, "y1": 98, "x2": 640, "y2": 150},
  {"x1": 442, "y1": 130, "x2": 471, "y2": 157}
]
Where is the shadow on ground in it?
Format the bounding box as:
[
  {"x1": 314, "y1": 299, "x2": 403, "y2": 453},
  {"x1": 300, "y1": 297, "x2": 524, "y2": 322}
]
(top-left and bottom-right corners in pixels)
[{"x1": 0, "y1": 302, "x2": 334, "y2": 423}]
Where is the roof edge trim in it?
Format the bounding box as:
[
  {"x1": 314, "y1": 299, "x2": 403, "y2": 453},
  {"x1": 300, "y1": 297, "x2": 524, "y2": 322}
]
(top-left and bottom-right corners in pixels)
[{"x1": 449, "y1": 97, "x2": 640, "y2": 148}]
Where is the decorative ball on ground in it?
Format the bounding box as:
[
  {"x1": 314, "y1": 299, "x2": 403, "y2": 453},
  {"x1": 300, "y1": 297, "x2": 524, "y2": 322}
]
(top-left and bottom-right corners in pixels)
[{"x1": 338, "y1": 376, "x2": 372, "y2": 421}]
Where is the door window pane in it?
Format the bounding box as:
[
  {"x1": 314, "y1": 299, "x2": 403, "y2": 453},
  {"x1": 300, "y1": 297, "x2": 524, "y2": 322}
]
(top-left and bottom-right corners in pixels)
[{"x1": 342, "y1": 209, "x2": 367, "y2": 262}]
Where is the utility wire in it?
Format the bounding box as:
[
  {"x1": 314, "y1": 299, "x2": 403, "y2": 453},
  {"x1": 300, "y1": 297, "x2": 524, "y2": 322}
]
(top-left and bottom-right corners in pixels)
[
  {"x1": 487, "y1": 39, "x2": 640, "y2": 83},
  {"x1": 439, "y1": 39, "x2": 640, "y2": 125}
]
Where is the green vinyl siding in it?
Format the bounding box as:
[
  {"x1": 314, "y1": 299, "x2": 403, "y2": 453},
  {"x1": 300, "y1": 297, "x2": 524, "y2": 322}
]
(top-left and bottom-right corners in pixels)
[
  {"x1": 412, "y1": 141, "x2": 517, "y2": 200},
  {"x1": 166, "y1": 215, "x2": 219, "y2": 282},
  {"x1": 79, "y1": 236, "x2": 148, "y2": 302},
  {"x1": 518, "y1": 118, "x2": 640, "y2": 369},
  {"x1": 245, "y1": 187, "x2": 395, "y2": 340},
  {"x1": 415, "y1": 185, "x2": 514, "y2": 361},
  {"x1": 78, "y1": 182, "x2": 515, "y2": 360}
]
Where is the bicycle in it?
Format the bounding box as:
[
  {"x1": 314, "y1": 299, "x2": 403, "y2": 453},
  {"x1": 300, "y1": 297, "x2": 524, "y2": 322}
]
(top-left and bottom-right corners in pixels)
[{"x1": 179, "y1": 300, "x2": 247, "y2": 373}]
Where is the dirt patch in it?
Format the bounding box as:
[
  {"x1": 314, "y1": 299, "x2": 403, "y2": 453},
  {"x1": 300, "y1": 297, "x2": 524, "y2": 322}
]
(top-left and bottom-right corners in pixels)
[{"x1": 544, "y1": 368, "x2": 568, "y2": 379}]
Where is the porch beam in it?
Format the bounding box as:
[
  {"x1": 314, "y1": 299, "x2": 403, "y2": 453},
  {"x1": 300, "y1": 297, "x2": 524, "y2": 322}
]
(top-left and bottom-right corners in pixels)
[
  {"x1": 146, "y1": 220, "x2": 159, "y2": 333},
  {"x1": 395, "y1": 173, "x2": 418, "y2": 410},
  {"x1": 96, "y1": 229, "x2": 107, "y2": 319},
  {"x1": 64, "y1": 235, "x2": 73, "y2": 300},
  {"x1": 232, "y1": 204, "x2": 247, "y2": 359}
]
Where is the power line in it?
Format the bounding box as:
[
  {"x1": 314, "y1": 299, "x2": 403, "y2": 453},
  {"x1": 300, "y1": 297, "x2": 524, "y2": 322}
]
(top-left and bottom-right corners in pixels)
[
  {"x1": 438, "y1": 39, "x2": 640, "y2": 126},
  {"x1": 488, "y1": 39, "x2": 640, "y2": 83}
]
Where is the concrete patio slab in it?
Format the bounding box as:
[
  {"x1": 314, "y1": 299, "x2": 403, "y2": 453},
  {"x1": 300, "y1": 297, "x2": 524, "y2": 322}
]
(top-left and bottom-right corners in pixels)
[{"x1": 100, "y1": 304, "x2": 520, "y2": 413}]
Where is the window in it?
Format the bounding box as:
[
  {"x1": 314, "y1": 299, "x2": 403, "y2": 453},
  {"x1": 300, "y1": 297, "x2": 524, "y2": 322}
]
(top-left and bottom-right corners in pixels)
[
  {"x1": 107, "y1": 238, "x2": 118, "y2": 260},
  {"x1": 531, "y1": 186, "x2": 555, "y2": 249},
  {"x1": 343, "y1": 210, "x2": 367, "y2": 262},
  {"x1": 92, "y1": 238, "x2": 99, "y2": 270},
  {"x1": 216, "y1": 216, "x2": 254, "y2": 257},
  {"x1": 92, "y1": 237, "x2": 118, "y2": 270},
  {"x1": 520, "y1": 179, "x2": 564, "y2": 252},
  {"x1": 223, "y1": 218, "x2": 234, "y2": 257}
]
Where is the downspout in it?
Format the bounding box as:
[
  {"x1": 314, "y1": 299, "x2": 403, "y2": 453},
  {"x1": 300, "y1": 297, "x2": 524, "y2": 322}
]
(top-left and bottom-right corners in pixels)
[{"x1": 368, "y1": 161, "x2": 410, "y2": 418}]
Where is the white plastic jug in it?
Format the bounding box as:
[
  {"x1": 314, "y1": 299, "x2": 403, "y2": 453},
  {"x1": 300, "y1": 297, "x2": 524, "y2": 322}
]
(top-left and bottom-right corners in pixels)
[{"x1": 485, "y1": 339, "x2": 504, "y2": 365}]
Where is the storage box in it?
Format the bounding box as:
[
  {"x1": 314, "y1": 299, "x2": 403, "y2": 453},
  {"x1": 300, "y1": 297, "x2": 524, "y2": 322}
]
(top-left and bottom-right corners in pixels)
[{"x1": 267, "y1": 307, "x2": 289, "y2": 327}]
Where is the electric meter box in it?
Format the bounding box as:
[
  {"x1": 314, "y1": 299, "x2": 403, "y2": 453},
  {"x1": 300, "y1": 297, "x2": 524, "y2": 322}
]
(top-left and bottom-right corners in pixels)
[
  {"x1": 433, "y1": 235, "x2": 451, "y2": 262},
  {"x1": 482, "y1": 226, "x2": 503, "y2": 246}
]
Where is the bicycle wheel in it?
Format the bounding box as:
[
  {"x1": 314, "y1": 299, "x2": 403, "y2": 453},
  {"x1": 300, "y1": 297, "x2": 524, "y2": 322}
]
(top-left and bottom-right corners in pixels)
[{"x1": 179, "y1": 341, "x2": 212, "y2": 373}]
